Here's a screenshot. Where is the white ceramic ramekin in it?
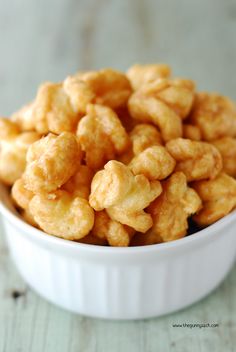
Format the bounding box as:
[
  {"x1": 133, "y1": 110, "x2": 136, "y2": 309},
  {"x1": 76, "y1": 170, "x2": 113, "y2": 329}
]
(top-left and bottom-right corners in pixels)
[{"x1": 0, "y1": 182, "x2": 236, "y2": 320}]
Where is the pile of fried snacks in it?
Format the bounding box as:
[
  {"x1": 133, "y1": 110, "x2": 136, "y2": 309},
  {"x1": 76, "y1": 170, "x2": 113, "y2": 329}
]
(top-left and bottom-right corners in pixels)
[{"x1": 1, "y1": 64, "x2": 236, "y2": 246}]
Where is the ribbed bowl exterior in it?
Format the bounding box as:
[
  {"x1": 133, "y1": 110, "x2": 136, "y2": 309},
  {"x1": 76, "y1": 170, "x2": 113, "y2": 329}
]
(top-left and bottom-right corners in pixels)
[
  {"x1": 2, "y1": 217, "x2": 235, "y2": 320},
  {"x1": 0, "y1": 183, "x2": 236, "y2": 320}
]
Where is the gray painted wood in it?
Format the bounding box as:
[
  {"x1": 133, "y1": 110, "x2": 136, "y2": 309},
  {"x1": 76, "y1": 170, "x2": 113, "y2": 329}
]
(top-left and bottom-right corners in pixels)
[{"x1": 0, "y1": 0, "x2": 236, "y2": 350}]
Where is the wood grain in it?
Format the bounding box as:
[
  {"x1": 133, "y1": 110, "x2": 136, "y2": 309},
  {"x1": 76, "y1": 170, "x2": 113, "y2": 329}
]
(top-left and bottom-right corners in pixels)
[{"x1": 0, "y1": 0, "x2": 236, "y2": 351}]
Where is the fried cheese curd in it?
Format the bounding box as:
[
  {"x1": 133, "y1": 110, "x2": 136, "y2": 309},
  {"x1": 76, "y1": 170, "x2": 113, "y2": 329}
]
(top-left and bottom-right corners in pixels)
[
  {"x1": 189, "y1": 92, "x2": 236, "y2": 141},
  {"x1": 127, "y1": 63, "x2": 171, "y2": 90},
  {"x1": 128, "y1": 78, "x2": 195, "y2": 142},
  {"x1": 211, "y1": 137, "x2": 236, "y2": 177},
  {"x1": 91, "y1": 210, "x2": 135, "y2": 247},
  {"x1": 24, "y1": 132, "x2": 81, "y2": 193},
  {"x1": 11, "y1": 103, "x2": 36, "y2": 131},
  {"x1": 11, "y1": 178, "x2": 37, "y2": 227},
  {"x1": 0, "y1": 118, "x2": 40, "y2": 185},
  {"x1": 12, "y1": 178, "x2": 34, "y2": 210},
  {"x1": 62, "y1": 165, "x2": 94, "y2": 199},
  {"x1": 1, "y1": 63, "x2": 236, "y2": 246},
  {"x1": 118, "y1": 123, "x2": 163, "y2": 164},
  {"x1": 77, "y1": 104, "x2": 129, "y2": 169},
  {"x1": 166, "y1": 138, "x2": 222, "y2": 181},
  {"x1": 89, "y1": 160, "x2": 162, "y2": 232},
  {"x1": 130, "y1": 124, "x2": 163, "y2": 154},
  {"x1": 192, "y1": 173, "x2": 236, "y2": 226},
  {"x1": 129, "y1": 146, "x2": 176, "y2": 180},
  {"x1": 32, "y1": 81, "x2": 95, "y2": 134},
  {"x1": 29, "y1": 190, "x2": 94, "y2": 240},
  {"x1": 75, "y1": 68, "x2": 132, "y2": 109},
  {"x1": 142, "y1": 172, "x2": 202, "y2": 245}
]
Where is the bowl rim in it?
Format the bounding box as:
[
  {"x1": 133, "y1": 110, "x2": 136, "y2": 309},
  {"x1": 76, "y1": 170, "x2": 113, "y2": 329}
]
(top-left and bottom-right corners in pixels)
[{"x1": 0, "y1": 182, "x2": 236, "y2": 255}]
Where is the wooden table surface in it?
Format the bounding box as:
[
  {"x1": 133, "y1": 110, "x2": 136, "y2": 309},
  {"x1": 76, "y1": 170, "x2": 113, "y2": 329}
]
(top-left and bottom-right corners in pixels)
[{"x1": 0, "y1": 0, "x2": 236, "y2": 351}]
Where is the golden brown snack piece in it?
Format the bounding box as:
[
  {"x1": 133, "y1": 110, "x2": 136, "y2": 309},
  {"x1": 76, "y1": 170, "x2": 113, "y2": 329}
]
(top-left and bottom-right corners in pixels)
[
  {"x1": 127, "y1": 63, "x2": 171, "y2": 90},
  {"x1": 118, "y1": 123, "x2": 163, "y2": 165},
  {"x1": 63, "y1": 75, "x2": 95, "y2": 114},
  {"x1": 0, "y1": 130, "x2": 40, "y2": 186},
  {"x1": 211, "y1": 137, "x2": 236, "y2": 177},
  {"x1": 20, "y1": 209, "x2": 38, "y2": 227},
  {"x1": 0, "y1": 117, "x2": 20, "y2": 138},
  {"x1": 5, "y1": 64, "x2": 236, "y2": 247},
  {"x1": 146, "y1": 172, "x2": 202, "y2": 244},
  {"x1": 11, "y1": 178, "x2": 34, "y2": 210},
  {"x1": 24, "y1": 132, "x2": 81, "y2": 193},
  {"x1": 33, "y1": 82, "x2": 90, "y2": 134},
  {"x1": 190, "y1": 92, "x2": 236, "y2": 141},
  {"x1": 128, "y1": 78, "x2": 195, "y2": 141},
  {"x1": 128, "y1": 90, "x2": 182, "y2": 142},
  {"x1": 11, "y1": 103, "x2": 36, "y2": 131},
  {"x1": 192, "y1": 173, "x2": 236, "y2": 226},
  {"x1": 76, "y1": 68, "x2": 132, "y2": 109},
  {"x1": 129, "y1": 146, "x2": 176, "y2": 180},
  {"x1": 130, "y1": 124, "x2": 163, "y2": 154},
  {"x1": 183, "y1": 124, "x2": 202, "y2": 141},
  {"x1": 29, "y1": 190, "x2": 94, "y2": 240},
  {"x1": 62, "y1": 165, "x2": 94, "y2": 199},
  {"x1": 89, "y1": 160, "x2": 162, "y2": 232},
  {"x1": 91, "y1": 211, "x2": 135, "y2": 247},
  {"x1": 77, "y1": 104, "x2": 129, "y2": 170},
  {"x1": 154, "y1": 79, "x2": 195, "y2": 119},
  {"x1": 166, "y1": 138, "x2": 222, "y2": 181},
  {"x1": 11, "y1": 178, "x2": 36, "y2": 227}
]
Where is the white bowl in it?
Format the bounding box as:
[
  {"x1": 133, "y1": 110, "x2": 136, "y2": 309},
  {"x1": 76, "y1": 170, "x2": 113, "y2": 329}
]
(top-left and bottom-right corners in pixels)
[{"x1": 0, "y1": 182, "x2": 236, "y2": 320}]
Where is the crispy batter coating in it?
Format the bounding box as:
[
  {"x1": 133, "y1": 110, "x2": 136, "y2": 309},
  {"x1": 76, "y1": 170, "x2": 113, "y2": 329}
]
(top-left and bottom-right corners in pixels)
[
  {"x1": 91, "y1": 210, "x2": 135, "y2": 247},
  {"x1": 166, "y1": 138, "x2": 222, "y2": 181},
  {"x1": 192, "y1": 173, "x2": 236, "y2": 226},
  {"x1": 128, "y1": 78, "x2": 193, "y2": 141},
  {"x1": 33, "y1": 82, "x2": 82, "y2": 134},
  {"x1": 146, "y1": 172, "x2": 202, "y2": 244},
  {"x1": 128, "y1": 93, "x2": 182, "y2": 142},
  {"x1": 129, "y1": 146, "x2": 176, "y2": 180},
  {"x1": 12, "y1": 178, "x2": 34, "y2": 209},
  {"x1": 4, "y1": 64, "x2": 236, "y2": 247},
  {"x1": 130, "y1": 124, "x2": 163, "y2": 154},
  {"x1": 211, "y1": 137, "x2": 236, "y2": 177},
  {"x1": 29, "y1": 190, "x2": 94, "y2": 240},
  {"x1": 118, "y1": 123, "x2": 163, "y2": 165},
  {"x1": 153, "y1": 79, "x2": 195, "y2": 118},
  {"x1": 0, "y1": 131, "x2": 40, "y2": 185},
  {"x1": 127, "y1": 63, "x2": 171, "y2": 90},
  {"x1": 11, "y1": 103, "x2": 35, "y2": 131},
  {"x1": 190, "y1": 92, "x2": 236, "y2": 141},
  {"x1": 183, "y1": 124, "x2": 202, "y2": 141},
  {"x1": 24, "y1": 132, "x2": 81, "y2": 193},
  {"x1": 77, "y1": 104, "x2": 130, "y2": 169},
  {"x1": 20, "y1": 208, "x2": 38, "y2": 227},
  {"x1": 62, "y1": 165, "x2": 94, "y2": 199},
  {"x1": 89, "y1": 160, "x2": 162, "y2": 232},
  {"x1": 0, "y1": 117, "x2": 20, "y2": 138},
  {"x1": 63, "y1": 75, "x2": 95, "y2": 113},
  {"x1": 77, "y1": 68, "x2": 132, "y2": 109}
]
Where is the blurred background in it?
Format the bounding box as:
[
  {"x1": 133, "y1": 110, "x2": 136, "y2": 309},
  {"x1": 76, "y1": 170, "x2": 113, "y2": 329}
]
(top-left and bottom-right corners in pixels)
[{"x1": 0, "y1": 0, "x2": 236, "y2": 116}]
